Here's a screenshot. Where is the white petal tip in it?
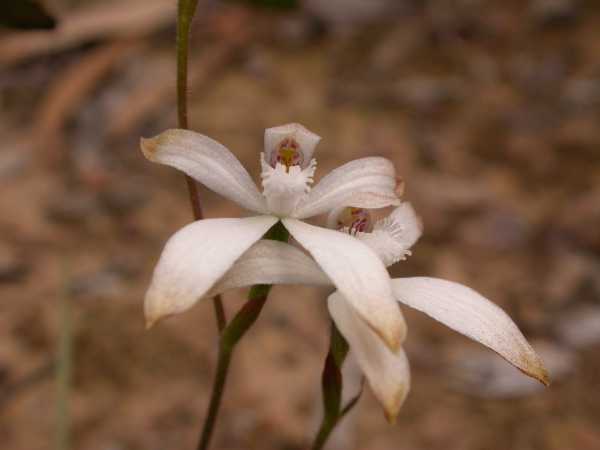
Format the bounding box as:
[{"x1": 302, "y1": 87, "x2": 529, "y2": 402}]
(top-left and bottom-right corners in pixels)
[
  {"x1": 384, "y1": 405, "x2": 399, "y2": 425},
  {"x1": 142, "y1": 288, "x2": 194, "y2": 331},
  {"x1": 503, "y1": 348, "x2": 550, "y2": 386},
  {"x1": 143, "y1": 289, "x2": 182, "y2": 330},
  {"x1": 378, "y1": 308, "x2": 407, "y2": 352},
  {"x1": 382, "y1": 384, "x2": 409, "y2": 424},
  {"x1": 524, "y1": 360, "x2": 551, "y2": 387},
  {"x1": 144, "y1": 305, "x2": 168, "y2": 330},
  {"x1": 140, "y1": 129, "x2": 184, "y2": 161},
  {"x1": 369, "y1": 319, "x2": 405, "y2": 353},
  {"x1": 350, "y1": 299, "x2": 407, "y2": 352},
  {"x1": 140, "y1": 135, "x2": 159, "y2": 160},
  {"x1": 541, "y1": 374, "x2": 551, "y2": 387},
  {"x1": 144, "y1": 310, "x2": 162, "y2": 330},
  {"x1": 387, "y1": 332, "x2": 403, "y2": 353}
]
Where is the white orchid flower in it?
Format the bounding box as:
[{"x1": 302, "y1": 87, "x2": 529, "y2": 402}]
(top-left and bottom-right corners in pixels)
[
  {"x1": 198, "y1": 202, "x2": 549, "y2": 422},
  {"x1": 140, "y1": 123, "x2": 406, "y2": 350}
]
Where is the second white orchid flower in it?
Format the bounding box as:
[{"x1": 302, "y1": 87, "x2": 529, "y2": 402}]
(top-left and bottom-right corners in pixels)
[{"x1": 141, "y1": 123, "x2": 405, "y2": 350}]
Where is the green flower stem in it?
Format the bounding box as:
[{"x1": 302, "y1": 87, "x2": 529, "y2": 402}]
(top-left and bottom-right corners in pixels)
[
  {"x1": 197, "y1": 222, "x2": 290, "y2": 450},
  {"x1": 176, "y1": 0, "x2": 226, "y2": 332},
  {"x1": 311, "y1": 322, "x2": 361, "y2": 450},
  {"x1": 176, "y1": 0, "x2": 198, "y2": 130}
]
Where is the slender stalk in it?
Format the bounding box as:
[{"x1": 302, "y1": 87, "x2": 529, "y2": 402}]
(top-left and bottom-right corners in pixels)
[
  {"x1": 197, "y1": 222, "x2": 290, "y2": 450},
  {"x1": 311, "y1": 417, "x2": 333, "y2": 450},
  {"x1": 176, "y1": 0, "x2": 198, "y2": 130},
  {"x1": 176, "y1": 0, "x2": 226, "y2": 332},
  {"x1": 311, "y1": 323, "x2": 361, "y2": 450}
]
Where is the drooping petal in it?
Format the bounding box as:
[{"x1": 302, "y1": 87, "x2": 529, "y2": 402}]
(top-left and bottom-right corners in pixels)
[
  {"x1": 264, "y1": 123, "x2": 321, "y2": 169},
  {"x1": 207, "y1": 240, "x2": 331, "y2": 297},
  {"x1": 145, "y1": 216, "x2": 278, "y2": 327},
  {"x1": 293, "y1": 157, "x2": 401, "y2": 219},
  {"x1": 392, "y1": 277, "x2": 550, "y2": 385},
  {"x1": 282, "y1": 218, "x2": 406, "y2": 350},
  {"x1": 328, "y1": 292, "x2": 411, "y2": 422},
  {"x1": 358, "y1": 203, "x2": 423, "y2": 267},
  {"x1": 141, "y1": 129, "x2": 268, "y2": 214}
]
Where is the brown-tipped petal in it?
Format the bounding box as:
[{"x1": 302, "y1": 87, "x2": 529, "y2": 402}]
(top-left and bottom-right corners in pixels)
[
  {"x1": 328, "y1": 292, "x2": 411, "y2": 422},
  {"x1": 140, "y1": 129, "x2": 268, "y2": 214},
  {"x1": 392, "y1": 277, "x2": 550, "y2": 386},
  {"x1": 145, "y1": 316, "x2": 159, "y2": 330}
]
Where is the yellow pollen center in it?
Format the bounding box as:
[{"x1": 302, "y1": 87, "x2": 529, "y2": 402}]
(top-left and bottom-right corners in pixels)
[
  {"x1": 278, "y1": 147, "x2": 298, "y2": 168},
  {"x1": 271, "y1": 137, "x2": 303, "y2": 170}
]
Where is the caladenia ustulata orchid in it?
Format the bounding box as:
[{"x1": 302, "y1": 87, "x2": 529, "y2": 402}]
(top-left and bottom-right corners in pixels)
[
  {"x1": 205, "y1": 202, "x2": 550, "y2": 423},
  {"x1": 141, "y1": 123, "x2": 406, "y2": 351}
]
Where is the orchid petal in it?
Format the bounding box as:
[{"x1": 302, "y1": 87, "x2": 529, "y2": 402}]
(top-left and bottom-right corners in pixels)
[
  {"x1": 145, "y1": 216, "x2": 277, "y2": 327},
  {"x1": 141, "y1": 129, "x2": 268, "y2": 214},
  {"x1": 293, "y1": 157, "x2": 401, "y2": 219},
  {"x1": 358, "y1": 203, "x2": 423, "y2": 267},
  {"x1": 328, "y1": 292, "x2": 410, "y2": 422},
  {"x1": 282, "y1": 218, "x2": 406, "y2": 350},
  {"x1": 207, "y1": 240, "x2": 331, "y2": 297},
  {"x1": 264, "y1": 123, "x2": 321, "y2": 169},
  {"x1": 392, "y1": 277, "x2": 549, "y2": 385}
]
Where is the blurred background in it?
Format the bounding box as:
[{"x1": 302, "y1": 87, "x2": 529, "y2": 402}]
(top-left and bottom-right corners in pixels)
[{"x1": 1, "y1": 0, "x2": 600, "y2": 449}]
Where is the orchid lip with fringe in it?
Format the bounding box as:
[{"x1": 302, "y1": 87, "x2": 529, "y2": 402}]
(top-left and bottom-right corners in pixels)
[{"x1": 140, "y1": 123, "x2": 405, "y2": 351}]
